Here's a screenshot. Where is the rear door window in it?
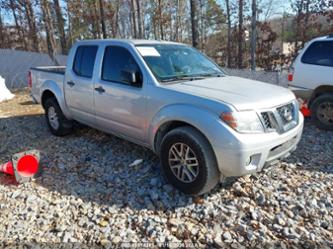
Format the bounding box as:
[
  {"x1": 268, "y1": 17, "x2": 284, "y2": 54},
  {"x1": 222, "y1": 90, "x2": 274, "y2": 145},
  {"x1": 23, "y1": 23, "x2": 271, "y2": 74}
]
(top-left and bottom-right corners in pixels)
[
  {"x1": 73, "y1": 46, "x2": 98, "y2": 78},
  {"x1": 301, "y1": 41, "x2": 333, "y2": 67}
]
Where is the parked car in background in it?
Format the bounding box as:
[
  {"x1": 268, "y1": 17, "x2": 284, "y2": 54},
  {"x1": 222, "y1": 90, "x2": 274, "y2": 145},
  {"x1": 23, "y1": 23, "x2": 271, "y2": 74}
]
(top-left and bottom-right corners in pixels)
[
  {"x1": 288, "y1": 35, "x2": 333, "y2": 130},
  {"x1": 29, "y1": 39, "x2": 303, "y2": 195}
]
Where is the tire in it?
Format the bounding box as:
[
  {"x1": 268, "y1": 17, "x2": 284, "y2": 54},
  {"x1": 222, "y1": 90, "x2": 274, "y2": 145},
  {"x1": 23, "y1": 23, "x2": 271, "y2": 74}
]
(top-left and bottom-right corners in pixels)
[
  {"x1": 310, "y1": 94, "x2": 333, "y2": 131},
  {"x1": 44, "y1": 97, "x2": 73, "y2": 136},
  {"x1": 159, "y1": 126, "x2": 219, "y2": 195}
]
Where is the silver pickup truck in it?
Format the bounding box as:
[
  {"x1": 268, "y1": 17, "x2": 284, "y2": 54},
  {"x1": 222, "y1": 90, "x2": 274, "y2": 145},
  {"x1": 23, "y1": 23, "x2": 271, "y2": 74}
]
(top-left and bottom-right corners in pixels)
[{"x1": 30, "y1": 39, "x2": 304, "y2": 195}]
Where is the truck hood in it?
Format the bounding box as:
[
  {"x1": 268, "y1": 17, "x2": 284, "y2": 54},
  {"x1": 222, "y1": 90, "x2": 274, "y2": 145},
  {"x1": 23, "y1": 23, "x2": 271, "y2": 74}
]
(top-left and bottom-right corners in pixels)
[{"x1": 165, "y1": 76, "x2": 296, "y2": 111}]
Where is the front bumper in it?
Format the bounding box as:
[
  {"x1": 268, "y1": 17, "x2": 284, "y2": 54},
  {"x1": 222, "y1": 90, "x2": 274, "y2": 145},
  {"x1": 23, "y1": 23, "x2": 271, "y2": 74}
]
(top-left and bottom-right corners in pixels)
[{"x1": 213, "y1": 112, "x2": 304, "y2": 177}]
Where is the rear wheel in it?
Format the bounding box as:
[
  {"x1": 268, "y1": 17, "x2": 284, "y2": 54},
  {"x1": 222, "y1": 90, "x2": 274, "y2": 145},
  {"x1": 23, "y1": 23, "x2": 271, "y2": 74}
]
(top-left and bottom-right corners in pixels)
[
  {"x1": 159, "y1": 126, "x2": 219, "y2": 195},
  {"x1": 44, "y1": 97, "x2": 73, "y2": 136},
  {"x1": 310, "y1": 94, "x2": 333, "y2": 130}
]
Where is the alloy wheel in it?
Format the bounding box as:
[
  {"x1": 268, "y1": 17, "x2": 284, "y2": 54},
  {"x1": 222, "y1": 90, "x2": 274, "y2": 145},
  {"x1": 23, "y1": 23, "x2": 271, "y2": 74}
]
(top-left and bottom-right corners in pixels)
[
  {"x1": 317, "y1": 101, "x2": 333, "y2": 125},
  {"x1": 48, "y1": 106, "x2": 60, "y2": 130},
  {"x1": 168, "y1": 142, "x2": 200, "y2": 183}
]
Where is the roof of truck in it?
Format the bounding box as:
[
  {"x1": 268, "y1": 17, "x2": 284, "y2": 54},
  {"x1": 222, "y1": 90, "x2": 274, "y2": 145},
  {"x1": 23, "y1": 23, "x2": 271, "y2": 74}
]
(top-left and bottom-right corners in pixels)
[{"x1": 75, "y1": 39, "x2": 185, "y2": 46}]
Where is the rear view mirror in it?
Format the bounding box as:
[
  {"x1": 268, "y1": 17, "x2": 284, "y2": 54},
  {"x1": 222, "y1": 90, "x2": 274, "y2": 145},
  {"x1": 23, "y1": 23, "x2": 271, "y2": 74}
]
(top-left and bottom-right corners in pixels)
[{"x1": 121, "y1": 70, "x2": 142, "y2": 87}]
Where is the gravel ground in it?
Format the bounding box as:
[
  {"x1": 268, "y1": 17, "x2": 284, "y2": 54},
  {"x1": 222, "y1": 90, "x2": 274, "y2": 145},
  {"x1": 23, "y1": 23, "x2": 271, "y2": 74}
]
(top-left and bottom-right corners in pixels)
[{"x1": 0, "y1": 90, "x2": 332, "y2": 248}]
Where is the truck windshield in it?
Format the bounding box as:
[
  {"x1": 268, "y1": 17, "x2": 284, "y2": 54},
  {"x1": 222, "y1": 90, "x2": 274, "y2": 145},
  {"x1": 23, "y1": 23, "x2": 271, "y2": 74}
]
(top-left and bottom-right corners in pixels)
[{"x1": 136, "y1": 44, "x2": 224, "y2": 82}]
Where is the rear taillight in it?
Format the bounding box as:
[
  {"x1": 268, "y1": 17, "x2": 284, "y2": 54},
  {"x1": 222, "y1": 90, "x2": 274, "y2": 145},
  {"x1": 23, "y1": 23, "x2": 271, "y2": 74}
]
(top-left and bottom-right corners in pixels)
[
  {"x1": 288, "y1": 66, "x2": 294, "y2": 82},
  {"x1": 28, "y1": 71, "x2": 32, "y2": 88},
  {"x1": 288, "y1": 73, "x2": 293, "y2": 82}
]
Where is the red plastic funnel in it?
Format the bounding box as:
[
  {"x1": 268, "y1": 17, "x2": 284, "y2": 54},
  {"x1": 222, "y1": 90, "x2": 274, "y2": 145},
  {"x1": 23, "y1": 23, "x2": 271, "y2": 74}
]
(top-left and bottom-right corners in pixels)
[
  {"x1": 301, "y1": 107, "x2": 311, "y2": 117},
  {"x1": 0, "y1": 150, "x2": 40, "y2": 183},
  {"x1": 16, "y1": 155, "x2": 39, "y2": 177},
  {"x1": 0, "y1": 161, "x2": 15, "y2": 175}
]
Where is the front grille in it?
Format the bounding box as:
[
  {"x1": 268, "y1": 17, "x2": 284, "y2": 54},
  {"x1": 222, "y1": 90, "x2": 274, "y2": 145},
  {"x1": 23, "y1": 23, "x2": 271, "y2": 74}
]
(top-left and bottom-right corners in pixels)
[
  {"x1": 260, "y1": 102, "x2": 298, "y2": 133},
  {"x1": 261, "y1": 112, "x2": 273, "y2": 129}
]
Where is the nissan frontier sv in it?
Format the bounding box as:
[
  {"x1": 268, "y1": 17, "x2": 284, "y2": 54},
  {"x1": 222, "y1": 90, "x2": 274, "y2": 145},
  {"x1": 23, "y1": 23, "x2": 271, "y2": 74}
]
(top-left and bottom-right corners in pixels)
[{"x1": 29, "y1": 39, "x2": 304, "y2": 195}]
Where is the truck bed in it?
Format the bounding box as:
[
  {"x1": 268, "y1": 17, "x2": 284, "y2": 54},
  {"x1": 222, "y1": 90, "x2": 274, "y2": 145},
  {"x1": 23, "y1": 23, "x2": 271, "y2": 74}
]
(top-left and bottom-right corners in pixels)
[
  {"x1": 30, "y1": 66, "x2": 66, "y2": 75},
  {"x1": 30, "y1": 66, "x2": 66, "y2": 103}
]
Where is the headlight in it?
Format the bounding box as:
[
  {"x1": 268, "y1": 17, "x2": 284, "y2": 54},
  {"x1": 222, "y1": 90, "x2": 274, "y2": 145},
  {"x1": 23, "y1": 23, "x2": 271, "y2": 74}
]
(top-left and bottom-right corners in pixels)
[{"x1": 220, "y1": 111, "x2": 264, "y2": 133}]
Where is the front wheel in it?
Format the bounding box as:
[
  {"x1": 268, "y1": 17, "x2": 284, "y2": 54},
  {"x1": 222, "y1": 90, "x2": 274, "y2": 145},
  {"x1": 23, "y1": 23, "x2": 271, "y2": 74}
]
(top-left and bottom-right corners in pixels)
[
  {"x1": 159, "y1": 126, "x2": 219, "y2": 195},
  {"x1": 310, "y1": 94, "x2": 333, "y2": 130},
  {"x1": 44, "y1": 97, "x2": 73, "y2": 136}
]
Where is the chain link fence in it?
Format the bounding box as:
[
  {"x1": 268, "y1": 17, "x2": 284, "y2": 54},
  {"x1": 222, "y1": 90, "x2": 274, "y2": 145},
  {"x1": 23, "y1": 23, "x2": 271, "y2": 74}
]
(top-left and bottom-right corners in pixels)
[
  {"x1": 223, "y1": 68, "x2": 288, "y2": 87},
  {"x1": 0, "y1": 49, "x2": 66, "y2": 89},
  {"x1": 0, "y1": 49, "x2": 288, "y2": 89}
]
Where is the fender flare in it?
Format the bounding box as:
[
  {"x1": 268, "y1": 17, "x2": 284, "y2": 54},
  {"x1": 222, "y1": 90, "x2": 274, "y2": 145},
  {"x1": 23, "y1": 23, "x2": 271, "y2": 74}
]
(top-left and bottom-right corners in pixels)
[
  {"x1": 40, "y1": 80, "x2": 72, "y2": 119},
  {"x1": 148, "y1": 104, "x2": 229, "y2": 153},
  {"x1": 308, "y1": 85, "x2": 333, "y2": 107}
]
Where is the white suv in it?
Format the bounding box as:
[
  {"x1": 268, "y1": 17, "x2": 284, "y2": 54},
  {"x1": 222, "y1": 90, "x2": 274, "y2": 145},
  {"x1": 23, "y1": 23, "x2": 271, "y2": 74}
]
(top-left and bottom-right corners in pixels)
[{"x1": 288, "y1": 35, "x2": 333, "y2": 130}]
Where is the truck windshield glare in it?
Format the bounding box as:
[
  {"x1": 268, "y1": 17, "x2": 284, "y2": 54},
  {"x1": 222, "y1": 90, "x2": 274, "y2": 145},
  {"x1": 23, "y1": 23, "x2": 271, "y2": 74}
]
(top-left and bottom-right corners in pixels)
[{"x1": 136, "y1": 44, "x2": 224, "y2": 82}]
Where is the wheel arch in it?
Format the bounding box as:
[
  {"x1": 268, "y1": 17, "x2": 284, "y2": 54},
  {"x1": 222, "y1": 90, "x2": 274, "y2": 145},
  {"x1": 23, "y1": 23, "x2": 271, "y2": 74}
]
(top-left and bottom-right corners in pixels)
[
  {"x1": 40, "y1": 80, "x2": 72, "y2": 119},
  {"x1": 149, "y1": 104, "x2": 224, "y2": 164},
  {"x1": 154, "y1": 120, "x2": 206, "y2": 155},
  {"x1": 41, "y1": 90, "x2": 56, "y2": 109},
  {"x1": 309, "y1": 85, "x2": 333, "y2": 107}
]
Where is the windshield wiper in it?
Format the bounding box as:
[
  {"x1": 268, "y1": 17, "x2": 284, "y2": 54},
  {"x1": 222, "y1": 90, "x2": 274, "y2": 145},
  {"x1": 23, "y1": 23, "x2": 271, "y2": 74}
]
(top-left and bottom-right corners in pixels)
[
  {"x1": 194, "y1": 72, "x2": 224, "y2": 77},
  {"x1": 160, "y1": 75, "x2": 205, "y2": 83}
]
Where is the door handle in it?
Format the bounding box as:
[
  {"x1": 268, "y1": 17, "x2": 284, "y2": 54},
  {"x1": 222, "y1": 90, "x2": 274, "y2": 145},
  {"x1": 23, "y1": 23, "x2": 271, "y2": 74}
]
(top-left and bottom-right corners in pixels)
[
  {"x1": 67, "y1": 81, "x2": 75, "y2": 87},
  {"x1": 95, "y1": 86, "x2": 105, "y2": 93}
]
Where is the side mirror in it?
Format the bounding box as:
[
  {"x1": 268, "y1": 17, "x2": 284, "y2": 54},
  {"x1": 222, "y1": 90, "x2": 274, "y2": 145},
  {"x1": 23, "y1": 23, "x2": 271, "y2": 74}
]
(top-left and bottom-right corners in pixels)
[{"x1": 121, "y1": 70, "x2": 142, "y2": 87}]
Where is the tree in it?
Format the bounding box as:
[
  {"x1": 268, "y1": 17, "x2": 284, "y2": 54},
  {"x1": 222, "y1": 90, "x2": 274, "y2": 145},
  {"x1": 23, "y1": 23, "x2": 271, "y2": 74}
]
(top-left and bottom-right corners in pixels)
[
  {"x1": 158, "y1": 0, "x2": 164, "y2": 40},
  {"x1": 292, "y1": 0, "x2": 304, "y2": 52},
  {"x1": 130, "y1": 0, "x2": 137, "y2": 38},
  {"x1": 1, "y1": 0, "x2": 332, "y2": 72},
  {"x1": 291, "y1": 0, "x2": 330, "y2": 53},
  {"x1": 99, "y1": 0, "x2": 107, "y2": 38},
  {"x1": 190, "y1": 0, "x2": 199, "y2": 47},
  {"x1": 225, "y1": 0, "x2": 232, "y2": 67},
  {"x1": 237, "y1": 0, "x2": 244, "y2": 68},
  {"x1": 174, "y1": 0, "x2": 182, "y2": 41},
  {"x1": 256, "y1": 21, "x2": 278, "y2": 70},
  {"x1": 21, "y1": 0, "x2": 39, "y2": 52},
  {"x1": 199, "y1": 0, "x2": 205, "y2": 48},
  {"x1": 112, "y1": 0, "x2": 120, "y2": 37},
  {"x1": 0, "y1": 9, "x2": 4, "y2": 48},
  {"x1": 136, "y1": 0, "x2": 142, "y2": 38},
  {"x1": 40, "y1": 0, "x2": 58, "y2": 64},
  {"x1": 198, "y1": 0, "x2": 225, "y2": 50},
  {"x1": 250, "y1": 0, "x2": 257, "y2": 71},
  {"x1": 8, "y1": 0, "x2": 28, "y2": 50},
  {"x1": 301, "y1": 0, "x2": 310, "y2": 47},
  {"x1": 53, "y1": 0, "x2": 66, "y2": 54},
  {"x1": 92, "y1": 1, "x2": 101, "y2": 39}
]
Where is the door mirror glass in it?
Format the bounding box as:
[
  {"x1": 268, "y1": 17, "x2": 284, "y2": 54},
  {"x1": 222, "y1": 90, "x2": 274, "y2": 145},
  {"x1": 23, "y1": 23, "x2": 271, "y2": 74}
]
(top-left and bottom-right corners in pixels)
[{"x1": 121, "y1": 70, "x2": 142, "y2": 87}]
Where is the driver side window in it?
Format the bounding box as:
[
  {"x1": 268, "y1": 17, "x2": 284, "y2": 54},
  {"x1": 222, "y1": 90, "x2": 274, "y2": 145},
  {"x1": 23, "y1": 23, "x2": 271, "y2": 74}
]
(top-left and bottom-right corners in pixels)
[{"x1": 102, "y1": 46, "x2": 143, "y2": 86}]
